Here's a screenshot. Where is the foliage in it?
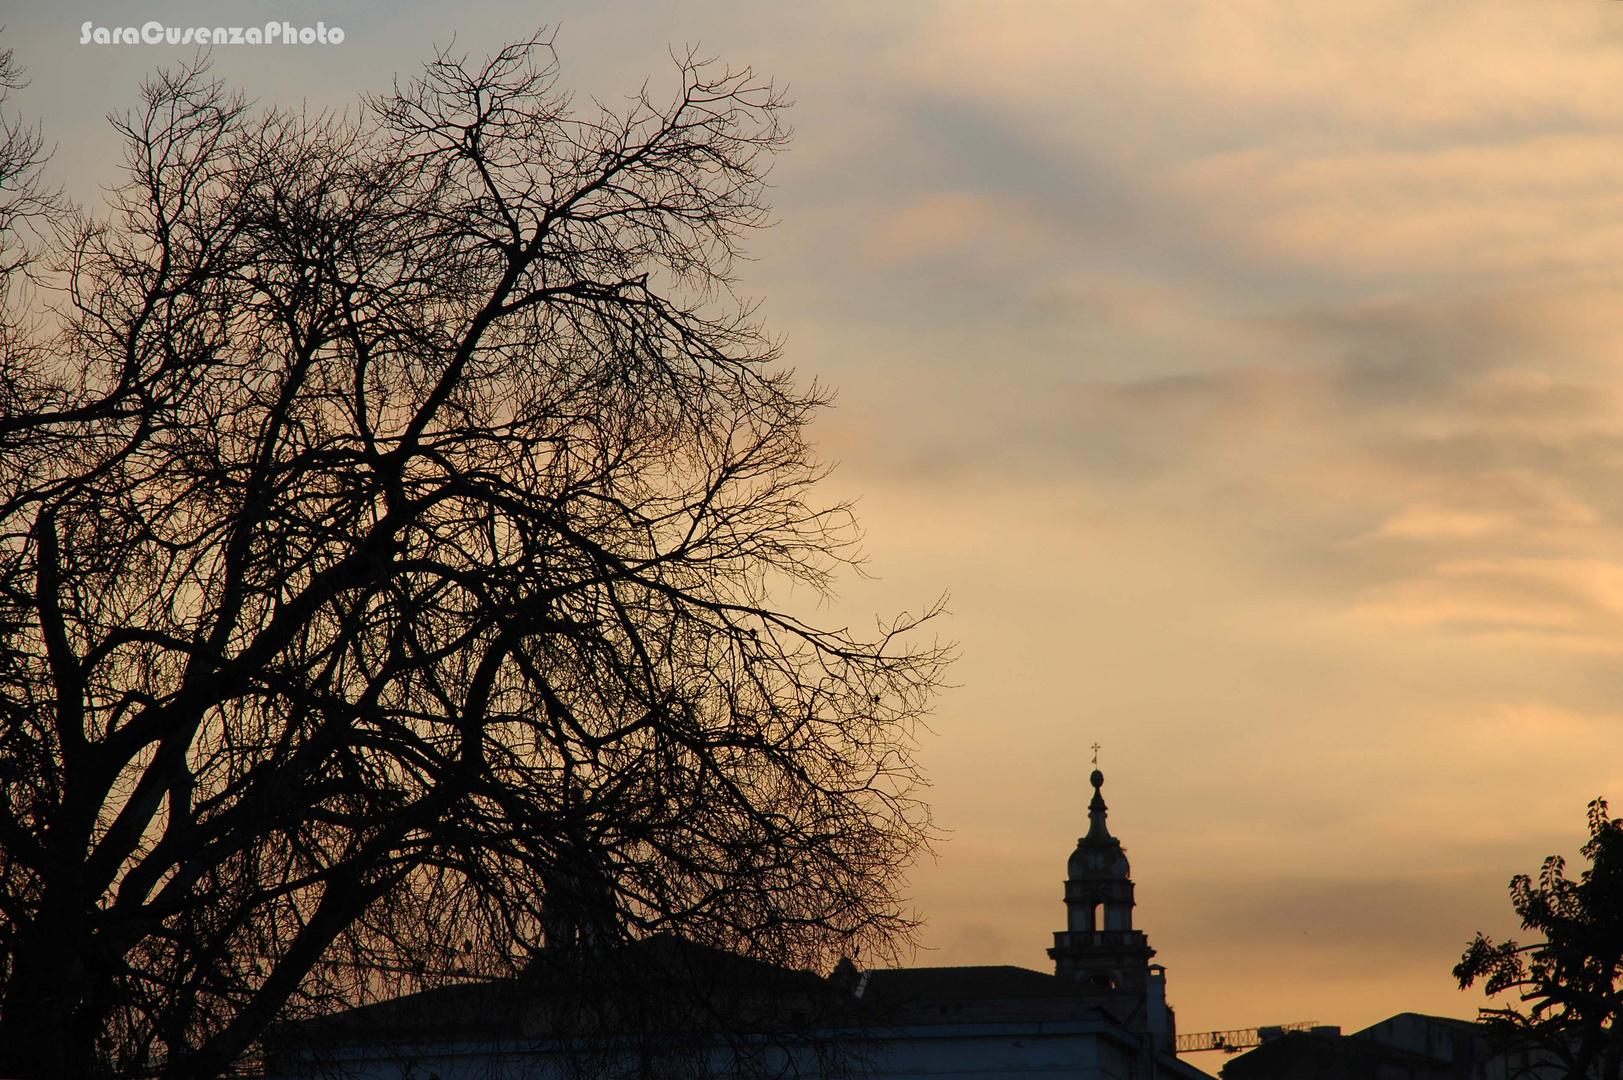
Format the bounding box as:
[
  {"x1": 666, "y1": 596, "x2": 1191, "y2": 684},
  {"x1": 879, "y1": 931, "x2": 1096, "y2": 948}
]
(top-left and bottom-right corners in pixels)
[{"x1": 1456, "y1": 798, "x2": 1623, "y2": 1080}]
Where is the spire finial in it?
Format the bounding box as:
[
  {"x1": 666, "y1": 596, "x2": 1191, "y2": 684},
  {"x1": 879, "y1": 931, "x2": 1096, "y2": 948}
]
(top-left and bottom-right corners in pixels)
[{"x1": 1084, "y1": 751, "x2": 1110, "y2": 840}]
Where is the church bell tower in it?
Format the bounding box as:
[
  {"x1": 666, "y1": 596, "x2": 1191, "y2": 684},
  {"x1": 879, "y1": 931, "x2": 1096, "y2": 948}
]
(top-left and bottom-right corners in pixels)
[{"x1": 1047, "y1": 769, "x2": 1158, "y2": 993}]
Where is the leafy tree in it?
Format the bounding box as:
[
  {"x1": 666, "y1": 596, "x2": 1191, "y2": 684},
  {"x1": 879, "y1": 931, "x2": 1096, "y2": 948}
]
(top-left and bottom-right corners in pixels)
[
  {"x1": 1456, "y1": 798, "x2": 1623, "y2": 1080},
  {"x1": 0, "y1": 36, "x2": 946, "y2": 1079}
]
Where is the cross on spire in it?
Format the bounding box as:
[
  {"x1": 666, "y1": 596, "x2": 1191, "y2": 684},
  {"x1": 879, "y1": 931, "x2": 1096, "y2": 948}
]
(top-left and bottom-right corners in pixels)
[{"x1": 1091, "y1": 742, "x2": 1100, "y2": 767}]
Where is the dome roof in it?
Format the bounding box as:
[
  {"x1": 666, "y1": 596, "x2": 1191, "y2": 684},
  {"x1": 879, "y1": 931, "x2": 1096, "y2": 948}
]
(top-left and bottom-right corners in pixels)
[{"x1": 1066, "y1": 769, "x2": 1129, "y2": 878}]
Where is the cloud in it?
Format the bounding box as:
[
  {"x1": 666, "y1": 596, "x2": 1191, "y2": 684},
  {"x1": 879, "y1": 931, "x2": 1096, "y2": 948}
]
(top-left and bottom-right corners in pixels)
[
  {"x1": 1176, "y1": 136, "x2": 1623, "y2": 279},
  {"x1": 1352, "y1": 558, "x2": 1623, "y2": 646},
  {"x1": 1370, "y1": 504, "x2": 1519, "y2": 541},
  {"x1": 1154, "y1": 873, "x2": 1514, "y2": 970},
  {"x1": 860, "y1": 191, "x2": 1054, "y2": 267},
  {"x1": 901, "y1": 1, "x2": 1623, "y2": 138}
]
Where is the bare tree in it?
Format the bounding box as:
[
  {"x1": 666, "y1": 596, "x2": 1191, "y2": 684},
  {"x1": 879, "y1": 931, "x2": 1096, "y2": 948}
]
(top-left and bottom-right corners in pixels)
[
  {"x1": 0, "y1": 39, "x2": 56, "y2": 282},
  {"x1": 0, "y1": 36, "x2": 946, "y2": 1079}
]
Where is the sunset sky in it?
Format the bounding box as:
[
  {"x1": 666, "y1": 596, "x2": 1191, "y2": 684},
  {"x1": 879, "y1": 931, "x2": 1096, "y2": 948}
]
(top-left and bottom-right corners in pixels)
[{"x1": 12, "y1": 0, "x2": 1623, "y2": 1053}]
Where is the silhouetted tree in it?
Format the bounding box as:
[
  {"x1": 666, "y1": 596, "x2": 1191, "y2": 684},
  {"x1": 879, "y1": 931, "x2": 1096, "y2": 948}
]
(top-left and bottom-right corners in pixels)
[
  {"x1": 0, "y1": 36, "x2": 946, "y2": 1079},
  {"x1": 0, "y1": 42, "x2": 56, "y2": 283},
  {"x1": 1456, "y1": 798, "x2": 1623, "y2": 1080}
]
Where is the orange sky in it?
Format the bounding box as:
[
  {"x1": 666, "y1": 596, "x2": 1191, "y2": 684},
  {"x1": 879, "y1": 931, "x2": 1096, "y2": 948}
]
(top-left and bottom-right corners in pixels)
[{"x1": 13, "y1": 0, "x2": 1623, "y2": 1051}]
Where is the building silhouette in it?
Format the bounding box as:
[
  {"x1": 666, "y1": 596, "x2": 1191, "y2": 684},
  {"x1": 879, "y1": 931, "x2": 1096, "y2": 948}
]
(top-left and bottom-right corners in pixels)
[
  {"x1": 1218, "y1": 1012, "x2": 1554, "y2": 1080},
  {"x1": 266, "y1": 770, "x2": 1209, "y2": 1080}
]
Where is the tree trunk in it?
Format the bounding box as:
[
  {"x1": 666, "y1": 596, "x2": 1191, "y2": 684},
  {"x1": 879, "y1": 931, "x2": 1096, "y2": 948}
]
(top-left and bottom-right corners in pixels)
[{"x1": 0, "y1": 917, "x2": 99, "y2": 1078}]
